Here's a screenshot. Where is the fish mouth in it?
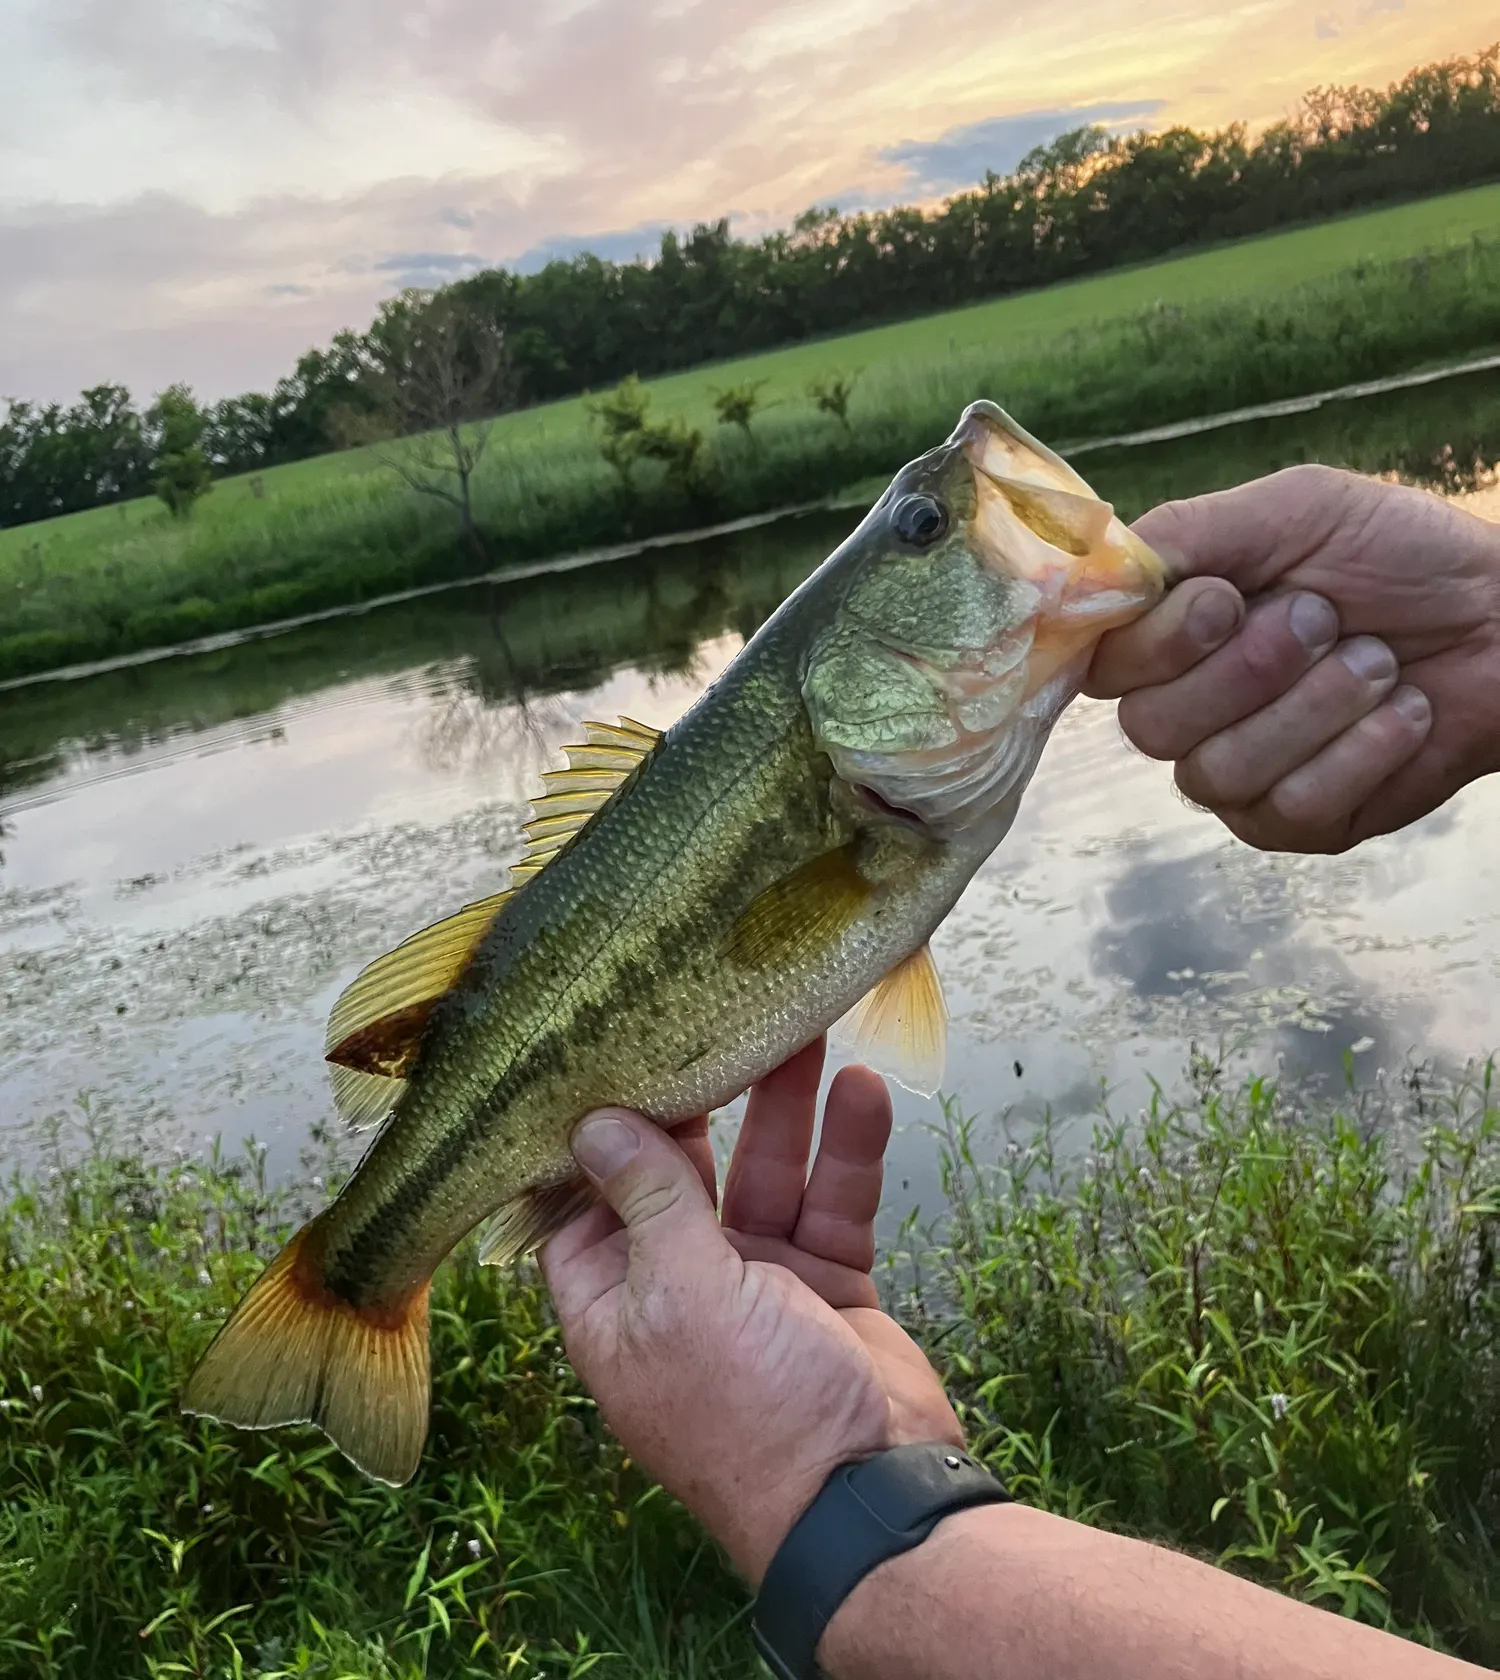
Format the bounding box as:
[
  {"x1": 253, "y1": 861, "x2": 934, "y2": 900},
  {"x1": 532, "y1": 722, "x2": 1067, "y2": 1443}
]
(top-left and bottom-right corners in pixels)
[
  {"x1": 950, "y1": 399, "x2": 1166, "y2": 691},
  {"x1": 830, "y1": 405, "x2": 1167, "y2": 842}
]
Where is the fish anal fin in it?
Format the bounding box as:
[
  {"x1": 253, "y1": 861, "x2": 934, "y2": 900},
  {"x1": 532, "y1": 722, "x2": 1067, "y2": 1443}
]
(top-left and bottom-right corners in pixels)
[
  {"x1": 832, "y1": 943, "x2": 948, "y2": 1098},
  {"x1": 723, "y1": 845, "x2": 873, "y2": 969},
  {"x1": 478, "y1": 1174, "x2": 597, "y2": 1268},
  {"x1": 182, "y1": 1217, "x2": 432, "y2": 1487},
  {"x1": 328, "y1": 1065, "x2": 406, "y2": 1134}
]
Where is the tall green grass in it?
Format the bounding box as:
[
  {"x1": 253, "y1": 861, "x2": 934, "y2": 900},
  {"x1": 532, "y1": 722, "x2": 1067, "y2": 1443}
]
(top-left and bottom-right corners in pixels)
[{"x1": 3, "y1": 1061, "x2": 1498, "y2": 1677}]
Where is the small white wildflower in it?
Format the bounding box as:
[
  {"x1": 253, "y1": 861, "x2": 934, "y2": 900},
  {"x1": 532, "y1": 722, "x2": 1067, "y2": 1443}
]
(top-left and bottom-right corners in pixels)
[
  {"x1": 311, "y1": 1175, "x2": 324, "y2": 1189},
  {"x1": 467, "y1": 1538, "x2": 482, "y2": 1558},
  {"x1": 1269, "y1": 1392, "x2": 1289, "y2": 1421},
  {"x1": 198, "y1": 1269, "x2": 212, "y2": 1286},
  {"x1": 123, "y1": 1299, "x2": 135, "y2": 1311},
  {"x1": 202, "y1": 1502, "x2": 214, "y2": 1515},
  {"x1": 30, "y1": 1384, "x2": 42, "y2": 1402},
  {"x1": 192, "y1": 1312, "x2": 202, "y2": 1321}
]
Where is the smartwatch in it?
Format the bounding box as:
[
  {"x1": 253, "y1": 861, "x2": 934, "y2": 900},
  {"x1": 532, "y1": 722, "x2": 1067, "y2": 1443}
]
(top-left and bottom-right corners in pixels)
[{"x1": 750, "y1": 1442, "x2": 1011, "y2": 1680}]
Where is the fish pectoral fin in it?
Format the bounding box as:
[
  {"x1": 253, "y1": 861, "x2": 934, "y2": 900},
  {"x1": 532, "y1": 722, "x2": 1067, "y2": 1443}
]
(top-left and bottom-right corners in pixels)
[
  {"x1": 478, "y1": 1174, "x2": 598, "y2": 1268},
  {"x1": 831, "y1": 943, "x2": 948, "y2": 1098},
  {"x1": 723, "y1": 844, "x2": 873, "y2": 968},
  {"x1": 181, "y1": 1215, "x2": 431, "y2": 1487}
]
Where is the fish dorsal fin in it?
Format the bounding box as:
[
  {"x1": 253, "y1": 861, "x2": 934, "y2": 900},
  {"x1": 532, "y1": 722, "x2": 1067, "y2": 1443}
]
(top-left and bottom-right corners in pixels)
[
  {"x1": 831, "y1": 943, "x2": 948, "y2": 1098},
  {"x1": 322, "y1": 718, "x2": 661, "y2": 1129},
  {"x1": 510, "y1": 716, "x2": 661, "y2": 886},
  {"x1": 324, "y1": 890, "x2": 514, "y2": 1123}
]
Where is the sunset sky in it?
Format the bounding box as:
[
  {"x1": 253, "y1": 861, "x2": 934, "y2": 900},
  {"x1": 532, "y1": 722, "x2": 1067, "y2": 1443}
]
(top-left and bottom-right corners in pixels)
[{"x1": 0, "y1": 0, "x2": 1493, "y2": 404}]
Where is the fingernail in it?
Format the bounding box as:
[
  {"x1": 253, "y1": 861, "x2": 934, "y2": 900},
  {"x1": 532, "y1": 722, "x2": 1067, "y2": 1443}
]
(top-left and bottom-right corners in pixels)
[
  {"x1": 1337, "y1": 636, "x2": 1397, "y2": 684},
  {"x1": 1392, "y1": 685, "x2": 1432, "y2": 728},
  {"x1": 572, "y1": 1113, "x2": 641, "y2": 1179},
  {"x1": 1289, "y1": 592, "x2": 1338, "y2": 653},
  {"x1": 1186, "y1": 587, "x2": 1242, "y2": 649}
]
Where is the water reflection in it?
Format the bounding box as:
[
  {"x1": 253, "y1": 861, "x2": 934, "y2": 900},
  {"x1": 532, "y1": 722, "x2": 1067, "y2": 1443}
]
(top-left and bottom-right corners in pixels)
[{"x1": 2, "y1": 389, "x2": 1497, "y2": 1227}]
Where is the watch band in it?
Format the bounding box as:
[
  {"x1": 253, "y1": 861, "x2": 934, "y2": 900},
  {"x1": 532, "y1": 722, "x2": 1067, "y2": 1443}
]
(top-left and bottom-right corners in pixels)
[{"x1": 750, "y1": 1442, "x2": 1011, "y2": 1680}]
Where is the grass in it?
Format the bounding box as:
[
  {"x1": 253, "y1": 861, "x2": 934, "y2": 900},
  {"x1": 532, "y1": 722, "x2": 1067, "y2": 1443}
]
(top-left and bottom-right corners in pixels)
[
  {"x1": 3, "y1": 186, "x2": 1500, "y2": 682},
  {"x1": 3, "y1": 1060, "x2": 1499, "y2": 1677}
]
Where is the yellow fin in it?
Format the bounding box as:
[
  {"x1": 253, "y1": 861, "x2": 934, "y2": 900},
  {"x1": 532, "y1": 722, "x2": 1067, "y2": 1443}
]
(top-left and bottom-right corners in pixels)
[
  {"x1": 723, "y1": 845, "x2": 872, "y2": 968},
  {"x1": 328, "y1": 1065, "x2": 407, "y2": 1134},
  {"x1": 323, "y1": 717, "x2": 661, "y2": 1125},
  {"x1": 477, "y1": 1174, "x2": 598, "y2": 1267},
  {"x1": 182, "y1": 1217, "x2": 432, "y2": 1487},
  {"x1": 517, "y1": 716, "x2": 661, "y2": 865},
  {"x1": 324, "y1": 890, "x2": 513, "y2": 1092},
  {"x1": 832, "y1": 943, "x2": 948, "y2": 1098}
]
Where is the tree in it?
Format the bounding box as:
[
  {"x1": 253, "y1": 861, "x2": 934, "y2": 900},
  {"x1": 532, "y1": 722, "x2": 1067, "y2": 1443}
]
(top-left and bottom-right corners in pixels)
[
  {"x1": 149, "y1": 384, "x2": 212, "y2": 518},
  {"x1": 586, "y1": 375, "x2": 652, "y2": 493},
  {"x1": 808, "y1": 372, "x2": 859, "y2": 432},
  {"x1": 344, "y1": 292, "x2": 513, "y2": 562},
  {"x1": 711, "y1": 379, "x2": 768, "y2": 448}
]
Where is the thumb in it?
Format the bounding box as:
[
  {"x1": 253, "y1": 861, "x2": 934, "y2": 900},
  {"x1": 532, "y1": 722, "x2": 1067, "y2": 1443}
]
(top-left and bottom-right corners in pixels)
[{"x1": 571, "y1": 1108, "x2": 721, "y2": 1265}]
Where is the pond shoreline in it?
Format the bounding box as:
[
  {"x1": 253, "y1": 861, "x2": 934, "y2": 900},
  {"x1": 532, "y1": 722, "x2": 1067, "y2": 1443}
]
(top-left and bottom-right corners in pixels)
[{"x1": 6, "y1": 348, "x2": 1499, "y2": 696}]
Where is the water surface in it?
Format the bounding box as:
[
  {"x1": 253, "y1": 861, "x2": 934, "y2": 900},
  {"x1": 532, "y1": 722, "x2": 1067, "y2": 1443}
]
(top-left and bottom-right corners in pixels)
[{"x1": 4, "y1": 370, "x2": 1498, "y2": 1222}]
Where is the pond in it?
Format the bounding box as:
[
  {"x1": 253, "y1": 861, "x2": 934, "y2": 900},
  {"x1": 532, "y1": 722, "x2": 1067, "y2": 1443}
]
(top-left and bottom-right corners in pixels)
[{"x1": 3, "y1": 364, "x2": 1498, "y2": 1226}]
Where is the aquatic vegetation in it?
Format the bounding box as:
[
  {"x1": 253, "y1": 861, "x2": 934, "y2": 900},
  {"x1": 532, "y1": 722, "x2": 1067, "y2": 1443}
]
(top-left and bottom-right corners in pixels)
[
  {"x1": 4, "y1": 218, "x2": 1500, "y2": 683},
  {"x1": 2, "y1": 1062, "x2": 1498, "y2": 1675}
]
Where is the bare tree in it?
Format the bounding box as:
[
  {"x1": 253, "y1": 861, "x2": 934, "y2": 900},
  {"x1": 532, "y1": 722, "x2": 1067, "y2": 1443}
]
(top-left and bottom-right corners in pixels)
[{"x1": 338, "y1": 292, "x2": 513, "y2": 564}]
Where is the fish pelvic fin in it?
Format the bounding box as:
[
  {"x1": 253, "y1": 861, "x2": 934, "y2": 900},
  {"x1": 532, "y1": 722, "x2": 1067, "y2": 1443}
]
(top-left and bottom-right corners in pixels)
[
  {"x1": 478, "y1": 1173, "x2": 597, "y2": 1268},
  {"x1": 182, "y1": 1216, "x2": 431, "y2": 1487},
  {"x1": 832, "y1": 942, "x2": 948, "y2": 1098}
]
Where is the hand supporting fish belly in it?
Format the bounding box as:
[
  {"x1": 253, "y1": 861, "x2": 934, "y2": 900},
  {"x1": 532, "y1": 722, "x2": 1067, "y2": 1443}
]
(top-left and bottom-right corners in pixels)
[{"x1": 182, "y1": 401, "x2": 1167, "y2": 1484}]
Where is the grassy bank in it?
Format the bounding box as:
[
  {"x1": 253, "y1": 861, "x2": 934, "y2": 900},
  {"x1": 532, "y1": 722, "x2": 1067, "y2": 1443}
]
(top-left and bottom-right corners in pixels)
[
  {"x1": 3, "y1": 1062, "x2": 1498, "y2": 1677},
  {"x1": 4, "y1": 189, "x2": 1500, "y2": 683}
]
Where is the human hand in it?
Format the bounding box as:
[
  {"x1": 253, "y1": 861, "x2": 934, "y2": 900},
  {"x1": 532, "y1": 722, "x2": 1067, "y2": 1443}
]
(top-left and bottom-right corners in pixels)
[
  {"x1": 541, "y1": 1039, "x2": 961, "y2": 1584},
  {"x1": 1084, "y1": 465, "x2": 1500, "y2": 852}
]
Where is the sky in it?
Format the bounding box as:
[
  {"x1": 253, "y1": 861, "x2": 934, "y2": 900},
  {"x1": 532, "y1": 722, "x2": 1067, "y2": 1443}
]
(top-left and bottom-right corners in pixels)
[{"x1": 0, "y1": 0, "x2": 1493, "y2": 405}]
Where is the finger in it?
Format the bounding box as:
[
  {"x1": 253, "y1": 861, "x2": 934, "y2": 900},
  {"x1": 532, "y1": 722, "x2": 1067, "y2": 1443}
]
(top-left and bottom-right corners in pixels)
[
  {"x1": 1132, "y1": 465, "x2": 1360, "y2": 594},
  {"x1": 1119, "y1": 591, "x2": 1339, "y2": 762},
  {"x1": 1084, "y1": 577, "x2": 1244, "y2": 700},
  {"x1": 540, "y1": 1202, "x2": 626, "y2": 1321},
  {"x1": 1219, "y1": 685, "x2": 1432, "y2": 853},
  {"x1": 1177, "y1": 636, "x2": 1399, "y2": 810},
  {"x1": 669, "y1": 1113, "x2": 717, "y2": 1209},
  {"x1": 727, "y1": 1230, "x2": 880, "y2": 1309},
  {"x1": 721, "y1": 1038, "x2": 826, "y2": 1239},
  {"x1": 791, "y1": 1065, "x2": 892, "y2": 1273},
  {"x1": 551, "y1": 1109, "x2": 726, "y2": 1318}
]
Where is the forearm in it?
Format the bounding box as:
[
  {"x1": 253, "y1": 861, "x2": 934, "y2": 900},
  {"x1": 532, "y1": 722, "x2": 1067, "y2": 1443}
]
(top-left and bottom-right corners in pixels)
[{"x1": 818, "y1": 1502, "x2": 1480, "y2": 1680}]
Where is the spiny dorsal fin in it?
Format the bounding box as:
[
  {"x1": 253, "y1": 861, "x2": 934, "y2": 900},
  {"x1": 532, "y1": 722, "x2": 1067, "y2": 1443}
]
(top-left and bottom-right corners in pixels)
[
  {"x1": 511, "y1": 716, "x2": 661, "y2": 884},
  {"x1": 831, "y1": 943, "x2": 948, "y2": 1098},
  {"x1": 322, "y1": 718, "x2": 661, "y2": 1129}
]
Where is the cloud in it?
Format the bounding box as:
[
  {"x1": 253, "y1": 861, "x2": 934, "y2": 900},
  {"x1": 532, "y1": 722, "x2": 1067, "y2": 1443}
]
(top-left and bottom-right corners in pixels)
[
  {"x1": 1315, "y1": 12, "x2": 1341, "y2": 38},
  {"x1": 512, "y1": 223, "x2": 673, "y2": 274},
  {"x1": 880, "y1": 100, "x2": 1167, "y2": 196}
]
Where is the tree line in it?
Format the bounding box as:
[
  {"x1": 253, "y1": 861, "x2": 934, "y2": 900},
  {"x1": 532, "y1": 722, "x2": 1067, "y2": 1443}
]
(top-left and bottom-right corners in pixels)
[{"x1": 3, "y1": 42, "x2": 1497, "y2": 532}]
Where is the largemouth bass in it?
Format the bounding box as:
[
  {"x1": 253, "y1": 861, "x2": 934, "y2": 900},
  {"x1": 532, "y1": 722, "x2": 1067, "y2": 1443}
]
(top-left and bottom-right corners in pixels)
[{"x1": 184, "y1": 402, "x2": 1166, "y2": 1483}]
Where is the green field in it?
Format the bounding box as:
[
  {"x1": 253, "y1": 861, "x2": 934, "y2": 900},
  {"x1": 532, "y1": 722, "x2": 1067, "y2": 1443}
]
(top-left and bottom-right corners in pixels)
[{"x1": 6, "y1": 184, "x2": 1500, "y2": 683}]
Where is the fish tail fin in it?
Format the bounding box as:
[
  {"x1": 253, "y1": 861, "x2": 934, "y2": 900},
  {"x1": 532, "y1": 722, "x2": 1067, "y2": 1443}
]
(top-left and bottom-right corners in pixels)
[{"x1": 182, "y1": 1216, "x2": 431, "y2": 1486}]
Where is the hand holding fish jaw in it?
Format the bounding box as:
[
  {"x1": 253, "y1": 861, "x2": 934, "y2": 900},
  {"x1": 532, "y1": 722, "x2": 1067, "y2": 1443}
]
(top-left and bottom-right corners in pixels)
[
  {"x1": 1085, "y1": 465, "x2": 1500, "y2": 853},
  {"x1": 541, "y1": 1039, "x2": 962, "y2": 1586}
]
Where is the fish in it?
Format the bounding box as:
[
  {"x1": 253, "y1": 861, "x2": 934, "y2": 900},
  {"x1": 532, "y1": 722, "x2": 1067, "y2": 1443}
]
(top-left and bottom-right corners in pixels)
[{"x1": 182, "y1": 401, "x2": 1166, "y2": 1485}]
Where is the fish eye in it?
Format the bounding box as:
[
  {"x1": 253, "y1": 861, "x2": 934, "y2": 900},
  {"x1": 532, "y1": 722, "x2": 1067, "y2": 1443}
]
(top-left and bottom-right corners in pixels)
[{"x1": 892, "y1": 493, "x2": 949, "y2": 548}]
